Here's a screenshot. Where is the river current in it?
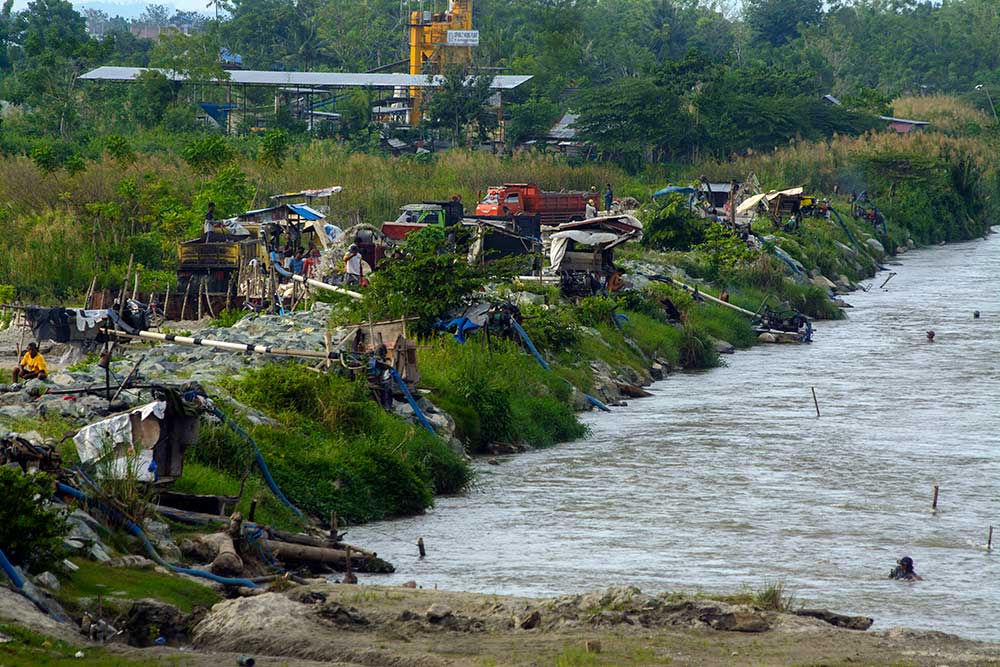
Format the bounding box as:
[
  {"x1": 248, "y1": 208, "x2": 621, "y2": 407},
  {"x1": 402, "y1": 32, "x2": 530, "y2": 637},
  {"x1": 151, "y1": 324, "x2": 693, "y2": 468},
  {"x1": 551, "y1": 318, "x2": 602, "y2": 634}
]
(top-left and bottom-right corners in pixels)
[{"x1": 349, "y1": 233, "x2": 1000, "y2": 641}]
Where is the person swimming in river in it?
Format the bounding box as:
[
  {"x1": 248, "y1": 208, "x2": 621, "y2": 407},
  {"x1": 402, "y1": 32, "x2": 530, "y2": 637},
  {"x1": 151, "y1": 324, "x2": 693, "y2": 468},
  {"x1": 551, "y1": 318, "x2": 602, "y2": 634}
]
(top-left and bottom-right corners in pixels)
[{"x1": 889, "y1": 556, "x2": 923, "y2": 581}]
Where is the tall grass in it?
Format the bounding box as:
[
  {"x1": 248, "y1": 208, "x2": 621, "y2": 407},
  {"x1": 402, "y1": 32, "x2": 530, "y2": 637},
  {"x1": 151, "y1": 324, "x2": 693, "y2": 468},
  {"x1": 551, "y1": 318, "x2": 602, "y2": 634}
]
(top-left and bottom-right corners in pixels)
[
  {"x1": 420, "y1": 338, "x2": 587, "y2": 452},
  {"x1": 212, "y1": 365, "x2": 472, "y2": 523}
]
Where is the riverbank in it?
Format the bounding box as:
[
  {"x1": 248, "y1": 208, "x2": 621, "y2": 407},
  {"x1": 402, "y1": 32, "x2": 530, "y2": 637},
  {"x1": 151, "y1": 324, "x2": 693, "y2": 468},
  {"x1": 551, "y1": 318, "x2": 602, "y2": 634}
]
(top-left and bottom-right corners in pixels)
[
  {"x1": 4, "y1": 582, "x2": 1000, "y2": 666},
  {"x1": 347, "y1": 232, "x2": 1000, "y2": 643}
]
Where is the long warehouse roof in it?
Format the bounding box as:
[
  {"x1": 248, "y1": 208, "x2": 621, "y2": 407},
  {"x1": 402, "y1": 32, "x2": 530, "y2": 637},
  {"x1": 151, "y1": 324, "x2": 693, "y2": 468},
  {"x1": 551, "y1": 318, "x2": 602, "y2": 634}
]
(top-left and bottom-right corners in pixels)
[{"x1": 79, "y1": 66, "x2": 532, "y2": 89}]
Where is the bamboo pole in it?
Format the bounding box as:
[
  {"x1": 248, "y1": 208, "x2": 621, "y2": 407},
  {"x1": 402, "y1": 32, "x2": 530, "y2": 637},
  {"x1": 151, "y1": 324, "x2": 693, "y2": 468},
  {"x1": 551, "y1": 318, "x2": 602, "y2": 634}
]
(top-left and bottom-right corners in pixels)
[
  {"x1": 84, "y1": 276, "x2": 97, "y2": 309},
  {"x1": 203, "y1": 281, "x2": 216, "y2": 319},
  {"x1": 131, "y1": 270, "x2": 140, "y2": 302},
  {"x1": 931, "y1": 485, "x2": 939, "y2": 511},
  {"x1": 117, "y1": 254, "x2": 134, "y2": 314},
  {"x1": 180, "y1": 281, "x2": 191, "y2": 321},
  {"x1": 163, "y1": 283, "x2": 171, "y2": 319},
  {"x1": 226, "y1": 275, "x2": 235, "y2": 311},
  {"x1": 811, "y1": 387, "x2": 820, "y2": 417}
]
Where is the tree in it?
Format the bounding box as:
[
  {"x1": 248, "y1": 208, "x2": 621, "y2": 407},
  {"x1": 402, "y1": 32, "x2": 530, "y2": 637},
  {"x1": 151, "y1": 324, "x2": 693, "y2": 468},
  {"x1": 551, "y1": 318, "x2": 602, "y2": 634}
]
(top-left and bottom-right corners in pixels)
[
  {"x1": 422, "y1": 65, "x2": 498, "y2": 145},
  {"x1": 258, "y1": 128, "x2": 290, "y2": 168},
  {"x1": 18, "y1": 0, "x2": 88, "y2": 58},
  {"x1": 130, "y1": 69, "x2": 176, "y2": 126},
  {"x1": 150, "y1": 27, "x2": 229, "y2": 80},
  {"x1": 574, "y1": 77, "x2": 694, "y2": 168},
  {"x1": 504, "y1": 95, "x2": 560, "y2": 146},
  {"x1": 744, "y1": 0, "x2": 822, "y2": 47}
]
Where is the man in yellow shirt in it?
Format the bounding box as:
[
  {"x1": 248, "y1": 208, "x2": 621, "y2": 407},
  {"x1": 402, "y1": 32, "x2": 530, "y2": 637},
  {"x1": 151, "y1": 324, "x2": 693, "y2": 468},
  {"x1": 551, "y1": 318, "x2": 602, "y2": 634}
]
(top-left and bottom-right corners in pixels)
[{"x1": 13, "y1": 342, "x2": 47, "y2": 382}]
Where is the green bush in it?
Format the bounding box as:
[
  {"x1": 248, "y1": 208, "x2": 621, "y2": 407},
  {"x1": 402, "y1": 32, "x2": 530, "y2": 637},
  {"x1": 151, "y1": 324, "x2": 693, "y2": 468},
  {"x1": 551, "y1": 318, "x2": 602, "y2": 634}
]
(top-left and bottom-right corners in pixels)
[
  {"x1": 421, "y1": 338, "x2": 586, "y2": 452},
  {"x1": 520, "y1": 304, "x2": 580, "y2": 352},
  {"x1": 0, "y1": 470, "x2": 68, "y2": 573},
  {"x1": 221, "y1": 365, "x2": 471, "y2": 523}
]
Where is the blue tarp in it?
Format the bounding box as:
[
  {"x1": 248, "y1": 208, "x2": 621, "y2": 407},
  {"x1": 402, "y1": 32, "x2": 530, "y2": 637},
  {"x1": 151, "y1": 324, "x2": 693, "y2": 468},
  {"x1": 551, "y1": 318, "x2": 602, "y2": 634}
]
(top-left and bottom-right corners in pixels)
[
  {"x1": 437, "y1": 317, "x2": 480, "y2": 344},
  {"x1": 287, "y1": 203, "x2": 324, "y2": 220},
  {"x1": 653, "y1": 186, "x2": 697, "y2": 198}
]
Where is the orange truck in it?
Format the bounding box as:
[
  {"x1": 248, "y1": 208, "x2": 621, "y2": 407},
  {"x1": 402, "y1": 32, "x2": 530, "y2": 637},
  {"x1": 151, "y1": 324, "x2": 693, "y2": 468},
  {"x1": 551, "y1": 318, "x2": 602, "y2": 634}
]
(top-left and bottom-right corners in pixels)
[{"x1": 474, "y1": 183, "x2": 588, "y2": 225}]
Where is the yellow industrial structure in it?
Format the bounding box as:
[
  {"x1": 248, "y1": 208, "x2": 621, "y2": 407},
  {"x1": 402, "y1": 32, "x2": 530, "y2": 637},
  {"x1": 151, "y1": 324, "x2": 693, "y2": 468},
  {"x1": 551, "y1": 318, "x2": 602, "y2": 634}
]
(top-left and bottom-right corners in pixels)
[{"x1": 408, "y1": 0, "x2": 475, "y2": 124}]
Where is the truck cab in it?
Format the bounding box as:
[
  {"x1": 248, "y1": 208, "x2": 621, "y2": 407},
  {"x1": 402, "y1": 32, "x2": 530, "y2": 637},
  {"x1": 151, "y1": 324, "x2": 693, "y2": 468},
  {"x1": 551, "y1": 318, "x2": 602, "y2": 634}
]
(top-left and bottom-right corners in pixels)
[
  {"x1": 381, "y1": 200, "x2": 465, "y2": 240},
  {"x1": 476, "y1": 186, "x2": 527, "y2": 217}
]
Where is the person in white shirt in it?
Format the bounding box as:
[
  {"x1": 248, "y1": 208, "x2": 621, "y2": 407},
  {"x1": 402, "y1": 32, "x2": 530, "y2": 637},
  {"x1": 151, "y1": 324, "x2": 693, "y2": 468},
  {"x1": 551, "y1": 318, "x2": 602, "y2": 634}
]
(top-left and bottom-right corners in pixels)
[{"x1": 344, "y1": 244, "x2": 363, "y2": 285}]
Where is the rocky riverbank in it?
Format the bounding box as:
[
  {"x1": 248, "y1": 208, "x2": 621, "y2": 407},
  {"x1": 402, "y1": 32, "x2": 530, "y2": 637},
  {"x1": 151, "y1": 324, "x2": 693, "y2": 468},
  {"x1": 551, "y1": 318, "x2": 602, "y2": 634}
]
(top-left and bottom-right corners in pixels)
[{"x1": 4, "y1": 581, "x2": 1000, "y2": 666}]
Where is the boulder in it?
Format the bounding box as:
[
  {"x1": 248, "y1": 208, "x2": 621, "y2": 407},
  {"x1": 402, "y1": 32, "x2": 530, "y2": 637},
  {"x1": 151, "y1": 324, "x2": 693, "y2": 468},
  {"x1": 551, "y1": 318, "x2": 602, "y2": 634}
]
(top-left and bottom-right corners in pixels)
[
  {"x1": 0, "y1": 405, "x2": 35, "y2": 420},
  {"x1": 426, "y1": 603, "x2": 453, "y2": 623},
  {"x1": 810, "y1": 274, "x2": 837, "y2": 291},
  {"x1": 88, "y1": 543, "x2": 112, "y2": 563},
  {"x1": 143, "y1": 519, "x2": 182, "y2": 564},
  {"x1": 67, "y1": 511, "x2": 103, "y2": 545},
  {"x1": 710, "y1": 337, "x2": 735, "y2": 355},
  {"x1": 834, "y1": 241, "x2": 857, "y2": 258},
  {"x1": 23, "y1": 379, "x2": 48, "y2": 397},
  {"x1": 866, "y1": 238, "x2": 885, "y2": 255},
  {"x1": 757, "y1": 333, "x2": 777, "y2": 343},
  {"x1": 34, "y1": 571, "x2": 60, "y2": 591},
  {"x1": 519, "y1": 610, "x2": 541, "y2": 630}
]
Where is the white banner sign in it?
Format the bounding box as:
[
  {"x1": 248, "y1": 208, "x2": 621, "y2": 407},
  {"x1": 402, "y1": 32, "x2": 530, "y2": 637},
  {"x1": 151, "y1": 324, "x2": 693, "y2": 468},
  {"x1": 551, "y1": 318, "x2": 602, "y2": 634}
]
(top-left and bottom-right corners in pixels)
[{"x1": 446, "y1": 30, "x2": 479, "y2": 46}]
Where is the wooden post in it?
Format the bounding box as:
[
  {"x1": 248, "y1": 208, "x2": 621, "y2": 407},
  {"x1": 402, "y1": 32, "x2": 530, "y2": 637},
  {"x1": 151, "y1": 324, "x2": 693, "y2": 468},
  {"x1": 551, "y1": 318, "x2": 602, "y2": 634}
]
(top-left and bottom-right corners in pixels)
[
  {"x1": 417, "y1": 537, "x2": 426, "y2": 559},
  {"x1": 84, "y1": 276, "x2": 97, "y2": 309},
  {"x1": 197, "y1": 279, "x2": 204, "y2": 320},
  {"x1": 811, "y1": 387, "x2": 820, "y2": 418},
  {"x1": 180, "y1": 281, "x2": 191, "y2": 321},
  {"x1": 248, "y1": 498, "x2": 257, "y2": 523},
  {"x1": 131, "y1": 270, "x2": 140, "y2": 302},
  {"x1": 118, "y1": 254, "x2": 134, "y2": 314},
  {"x1": 329, "y1": 511, "x2": 338, "y2": 541},
  {"x1": 931, "y1": 485, "x2": 939, "y2": 511},
  {"x1": 203, "y1": 281, "x2": 216, "y2": 319},
  {"x1": 988, "y1": 526, "x2": 993, "y2": 551},
  {"x1": 163, "y1": 283, "x2": 171, "y2": 320},
  {"x1": 343, "y1": 545, "x2": 356, "y2": 584},
  {"x1": 226, "y1": 274, "x2": 235, "y2": 312}
]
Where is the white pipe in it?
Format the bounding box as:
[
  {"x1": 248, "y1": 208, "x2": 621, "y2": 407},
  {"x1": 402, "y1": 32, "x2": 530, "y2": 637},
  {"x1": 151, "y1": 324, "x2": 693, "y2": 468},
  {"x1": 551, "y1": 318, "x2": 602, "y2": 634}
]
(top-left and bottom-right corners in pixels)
[
  {"x1": 103, "y1": 329, "x2": 333, "y2": 360},
  {"x1": 657, "y1": 276, "x2": 757, "y2": 317}
]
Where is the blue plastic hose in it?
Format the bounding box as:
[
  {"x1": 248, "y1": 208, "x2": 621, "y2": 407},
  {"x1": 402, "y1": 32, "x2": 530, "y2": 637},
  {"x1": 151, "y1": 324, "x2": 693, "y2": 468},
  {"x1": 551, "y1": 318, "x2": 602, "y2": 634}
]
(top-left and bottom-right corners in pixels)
[
  {"x1": 210, "y1": 407, "x2": 304, "y2": 519},
  {"x1": 388, "y1": 368, "x2": 436, "y2": 435},
  {"x1": 511, "y1": 320, "x2": 551, "y2": 371},
  {"x1": 55, "y1": 482, "x2": 258, "y2": 588},
  {"x1": 0, "y1": 546, "x2": 26, "y2": 588},
  {"x1": 511, "y1": 319, "x2": 610, "y2": 412}
]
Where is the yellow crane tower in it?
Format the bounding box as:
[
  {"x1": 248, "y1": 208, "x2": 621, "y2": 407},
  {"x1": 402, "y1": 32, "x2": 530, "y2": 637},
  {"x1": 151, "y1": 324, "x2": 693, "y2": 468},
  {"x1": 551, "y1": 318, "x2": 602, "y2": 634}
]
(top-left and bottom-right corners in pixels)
[{"x1": 407, "y1": 0, "x2": 476, "y2": 125}]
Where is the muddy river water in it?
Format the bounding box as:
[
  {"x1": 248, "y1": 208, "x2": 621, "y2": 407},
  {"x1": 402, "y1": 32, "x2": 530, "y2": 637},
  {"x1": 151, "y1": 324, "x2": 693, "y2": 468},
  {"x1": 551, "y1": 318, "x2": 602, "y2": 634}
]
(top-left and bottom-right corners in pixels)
[{"x1": 350, "y1": 233, "x2": 1000, "y2": 641}]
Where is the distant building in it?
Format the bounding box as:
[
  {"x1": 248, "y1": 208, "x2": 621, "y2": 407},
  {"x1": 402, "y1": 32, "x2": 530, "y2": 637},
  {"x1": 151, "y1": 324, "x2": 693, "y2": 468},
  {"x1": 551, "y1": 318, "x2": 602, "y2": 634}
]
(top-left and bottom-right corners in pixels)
[{"x1": 879, "y1": 116, "x2": 930, "y2": 134}]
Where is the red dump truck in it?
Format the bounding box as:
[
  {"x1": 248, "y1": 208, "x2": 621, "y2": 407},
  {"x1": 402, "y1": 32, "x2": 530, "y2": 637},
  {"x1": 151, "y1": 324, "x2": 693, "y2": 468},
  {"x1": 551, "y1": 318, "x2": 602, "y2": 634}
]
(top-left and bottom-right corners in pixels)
[{"x1": 474, "y1": 183, "x2": 588, "y2": 225}]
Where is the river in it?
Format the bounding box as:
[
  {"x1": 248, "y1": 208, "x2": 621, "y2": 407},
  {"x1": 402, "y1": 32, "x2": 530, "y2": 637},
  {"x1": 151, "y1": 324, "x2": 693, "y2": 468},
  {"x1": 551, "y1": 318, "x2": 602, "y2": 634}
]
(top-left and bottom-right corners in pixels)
[{"x1": 349, "y1": 233, "x2": 1000, "y2": 642}]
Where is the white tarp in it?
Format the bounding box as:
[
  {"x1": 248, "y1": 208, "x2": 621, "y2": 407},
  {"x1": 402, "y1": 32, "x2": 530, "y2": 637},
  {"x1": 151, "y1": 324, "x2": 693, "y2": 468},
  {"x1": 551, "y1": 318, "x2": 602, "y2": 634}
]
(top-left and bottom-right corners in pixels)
[
  {"x1": 549, "y1": 231, "x2": 622, "y2": 271},
  {"x1": 74, "y1": 401, "x2": 166, "y2": 481},
  {"x1": 736, "y1": 187, "x2": 805, "y2": 214}
]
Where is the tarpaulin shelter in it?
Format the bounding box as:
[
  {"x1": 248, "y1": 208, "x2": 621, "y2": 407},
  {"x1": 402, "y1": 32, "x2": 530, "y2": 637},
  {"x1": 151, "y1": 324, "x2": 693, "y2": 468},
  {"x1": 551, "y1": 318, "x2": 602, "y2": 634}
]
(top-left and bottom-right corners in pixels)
[
  {"x1": 73, "y1": 392, "x2": 202, "y2": 483},
  {"x1": 548, "y1": 215, "x2": 643, "y2": 273}
]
